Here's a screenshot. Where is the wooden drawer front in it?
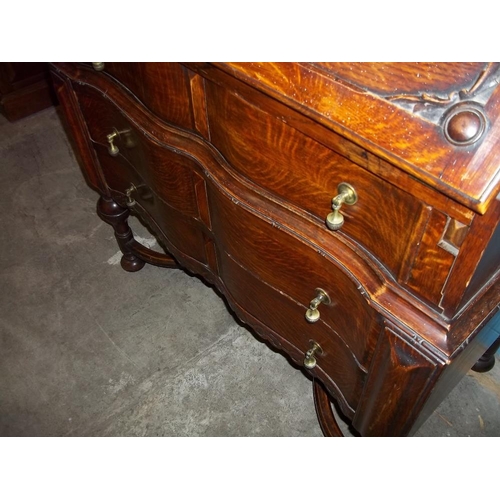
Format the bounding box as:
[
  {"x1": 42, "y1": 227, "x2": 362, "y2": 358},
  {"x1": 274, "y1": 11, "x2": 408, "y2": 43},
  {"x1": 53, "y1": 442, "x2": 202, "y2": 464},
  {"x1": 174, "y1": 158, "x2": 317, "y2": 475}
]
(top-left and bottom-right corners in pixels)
[
  {"x1": 75, "y1": 85, "x2": 199, "y2": 218},
  {"x1": 209, "y1": 185, "x2": 381, "y2": 369},
  {"x1": 95, "y1": 147, "x2": 208, "y2": 266},
  {"x1": 206, "y1": 83, "x2": 427, "y2": 280},
  {"x1": 221, "y1": 253, "x2": 365, "y2": 411},
  {"x1": 89, "y1": 62, "x2": 195, "y2": 132}
]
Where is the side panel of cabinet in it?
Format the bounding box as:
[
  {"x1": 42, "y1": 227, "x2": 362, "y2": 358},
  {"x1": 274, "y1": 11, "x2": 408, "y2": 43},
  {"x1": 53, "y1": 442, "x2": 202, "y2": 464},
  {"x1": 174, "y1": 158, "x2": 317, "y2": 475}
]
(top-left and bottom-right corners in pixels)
[
  {"x1": 50, "y1": 71, "x2": 109, "y2": 195},
  {"x1": 353, "y1": 323, "x2": 440, "y2": 436}
]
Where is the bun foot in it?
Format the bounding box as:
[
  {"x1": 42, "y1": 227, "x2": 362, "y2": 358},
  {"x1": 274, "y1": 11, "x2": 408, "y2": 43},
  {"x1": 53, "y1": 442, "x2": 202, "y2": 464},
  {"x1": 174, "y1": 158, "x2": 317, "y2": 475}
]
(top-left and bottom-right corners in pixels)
[
  {"x1": 472, "y1": 334, "x2": 500, "y2": 373},
  {"x1": 120, "y1": 254, "x2": 146, "y2": 272},
  {"x1": 472, "y1": 356, "x2": 496, "y2": 373}
]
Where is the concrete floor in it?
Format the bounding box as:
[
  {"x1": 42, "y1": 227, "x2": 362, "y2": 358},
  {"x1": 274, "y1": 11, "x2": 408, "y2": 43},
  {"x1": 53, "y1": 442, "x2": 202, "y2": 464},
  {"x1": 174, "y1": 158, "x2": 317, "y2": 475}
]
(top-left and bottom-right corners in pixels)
[{"x1": 1, "y1": 106, "x2": 499, "y2": 437}]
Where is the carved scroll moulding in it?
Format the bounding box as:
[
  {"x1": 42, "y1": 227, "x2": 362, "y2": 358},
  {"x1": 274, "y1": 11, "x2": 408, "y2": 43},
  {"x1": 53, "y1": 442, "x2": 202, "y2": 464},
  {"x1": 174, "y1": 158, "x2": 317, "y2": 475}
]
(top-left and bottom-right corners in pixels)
[{"x1": 385, "y1": 63, "x2": 500, "y2": 147}]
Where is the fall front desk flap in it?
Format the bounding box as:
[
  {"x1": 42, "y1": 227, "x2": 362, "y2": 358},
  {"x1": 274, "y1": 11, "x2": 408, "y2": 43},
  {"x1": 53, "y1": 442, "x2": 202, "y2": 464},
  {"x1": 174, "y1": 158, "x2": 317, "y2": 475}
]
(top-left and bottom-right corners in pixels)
[{"x1": 216, "y1": 62, "x2": 500, "y2": 214}]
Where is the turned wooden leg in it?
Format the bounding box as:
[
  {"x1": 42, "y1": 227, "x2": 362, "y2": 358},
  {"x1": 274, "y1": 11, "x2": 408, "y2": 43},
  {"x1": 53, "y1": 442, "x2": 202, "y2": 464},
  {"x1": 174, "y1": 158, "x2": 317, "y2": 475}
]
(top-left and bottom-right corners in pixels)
[
  {"x1": 312, "y1": 380, "x2": 344, "y2": 437},
  {"x1": 97, "y1": 196, "x2": 146, "y2": 272},
  {"x1": 472, "y1": 334, "x2": 500, "y2": 373}
]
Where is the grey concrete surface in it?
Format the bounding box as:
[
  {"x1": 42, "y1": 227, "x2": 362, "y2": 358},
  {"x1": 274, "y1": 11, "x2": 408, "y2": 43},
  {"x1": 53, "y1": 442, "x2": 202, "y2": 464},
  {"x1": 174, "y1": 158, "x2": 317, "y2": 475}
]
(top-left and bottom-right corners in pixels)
[{"x1": 1, "y1": 107, "x2": 499, "y2": 437}]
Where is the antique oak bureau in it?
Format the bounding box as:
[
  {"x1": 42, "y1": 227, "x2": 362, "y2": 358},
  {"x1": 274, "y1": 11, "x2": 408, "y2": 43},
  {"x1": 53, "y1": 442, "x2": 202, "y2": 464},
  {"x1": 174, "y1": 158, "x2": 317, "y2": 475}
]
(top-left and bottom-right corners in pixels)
[{"x1": 50, "y1": 62, "x2": 500, "y2": 436}]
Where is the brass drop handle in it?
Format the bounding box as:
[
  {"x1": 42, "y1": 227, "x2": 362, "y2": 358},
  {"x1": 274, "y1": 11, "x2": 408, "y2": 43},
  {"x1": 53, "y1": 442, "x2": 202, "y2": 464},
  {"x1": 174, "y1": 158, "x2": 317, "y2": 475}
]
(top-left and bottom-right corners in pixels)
[
  {"x1": 107, "y1": 131, "x2": 120, "y2": 157},
  {"x1": 304, "y1": 341, "x2": 323, "y2": 370},
  {"x1": 326, "y1": 182, "x2": 358, "y2": 231},
  {"x1": 106, "y1": 129, "x2": 135, "y2": 157},
  {"x1": 305, "y1": 288, "x2": 331, "y2": 323},
  {"x1": 125, "y1": 184, "x2": 137, "y2": 207},
  {"x1": 92, "y1": 62, "x2": 105, "y2": 71}
]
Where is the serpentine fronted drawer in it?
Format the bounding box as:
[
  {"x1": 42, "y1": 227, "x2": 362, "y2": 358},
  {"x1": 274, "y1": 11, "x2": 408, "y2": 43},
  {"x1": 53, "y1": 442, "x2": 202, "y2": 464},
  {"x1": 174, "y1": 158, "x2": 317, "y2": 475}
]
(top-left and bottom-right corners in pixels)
[
  {"x1": 69, "y1": 67, "x2": 387, "y2": 413},
  {"x1": 72, "y1": 62, "x2": 474, "y2": 313}
]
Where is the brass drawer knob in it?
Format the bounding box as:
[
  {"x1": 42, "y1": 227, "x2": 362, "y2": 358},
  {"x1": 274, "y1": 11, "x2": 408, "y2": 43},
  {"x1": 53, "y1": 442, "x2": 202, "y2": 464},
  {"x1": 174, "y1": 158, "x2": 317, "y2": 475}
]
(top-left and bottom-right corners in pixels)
[
  {"x1": 92, "y1": 62, "x2": 105, "y2": 71},
  {"x1": 304, "y1": 341, "x2": 323, "y2": 370},
  {"x1": 305, "y1": 288, "x2": 331, "y2": 323},
  {"x1": 326, "y1": 182, "x2": 358, "y2": 231}
]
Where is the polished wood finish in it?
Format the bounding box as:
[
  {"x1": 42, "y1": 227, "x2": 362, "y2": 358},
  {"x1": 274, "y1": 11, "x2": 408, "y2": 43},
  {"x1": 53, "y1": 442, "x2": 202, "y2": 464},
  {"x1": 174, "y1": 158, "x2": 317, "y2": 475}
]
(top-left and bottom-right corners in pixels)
[
  {"x1": 50, "y1": 62, "x2": 500, "y2": 436},
  {"x1": 0, "y1": 63, "x2": 56, "y2": 121},
  {"x1": 211, "y1": 63, "x2": 500, "y2": 213},
  {"x1": 205, "y1": 82, "x2": 428, "y2": 280}
]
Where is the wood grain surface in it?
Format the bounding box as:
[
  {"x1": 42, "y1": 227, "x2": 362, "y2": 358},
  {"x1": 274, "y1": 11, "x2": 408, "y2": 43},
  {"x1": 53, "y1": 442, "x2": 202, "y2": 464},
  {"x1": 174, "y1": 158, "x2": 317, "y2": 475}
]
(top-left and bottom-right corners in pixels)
[{"x1": 49, "y1": 62, "x2": 500, "y2": 436}]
